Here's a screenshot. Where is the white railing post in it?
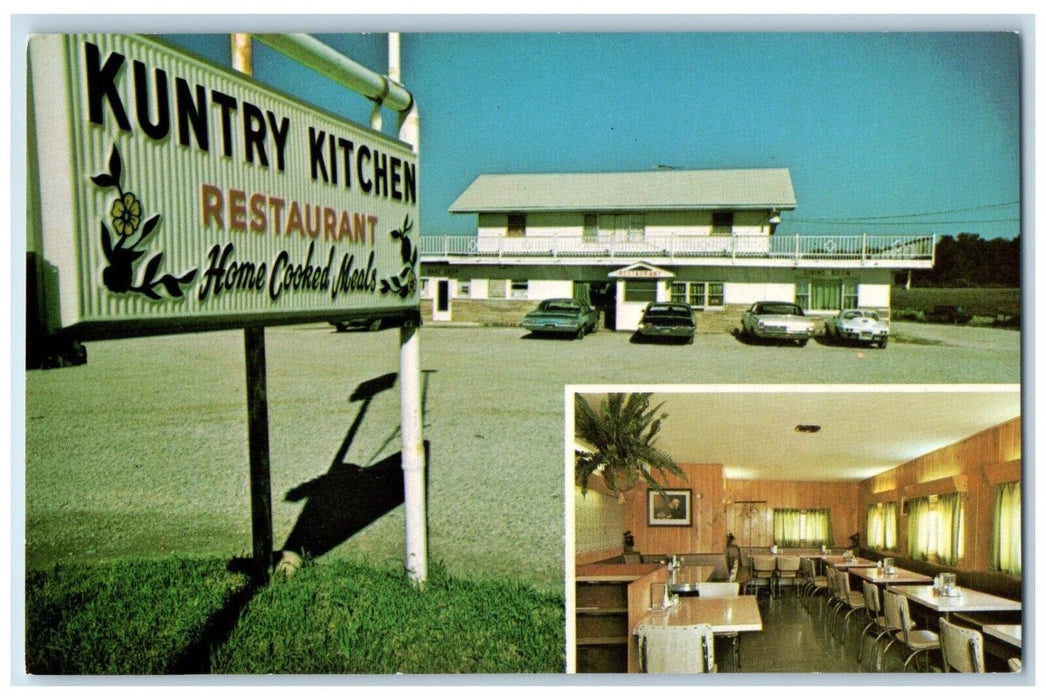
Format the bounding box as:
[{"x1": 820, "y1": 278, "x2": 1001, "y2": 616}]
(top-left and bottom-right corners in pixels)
[{"x1": 862, "y1": 233, "x2": 867, "y2": 262}]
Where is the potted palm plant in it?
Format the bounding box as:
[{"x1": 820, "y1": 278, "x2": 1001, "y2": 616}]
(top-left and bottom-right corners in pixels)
[{"x1": 574, "y1": 393, "x2": 686, "y2": 501}]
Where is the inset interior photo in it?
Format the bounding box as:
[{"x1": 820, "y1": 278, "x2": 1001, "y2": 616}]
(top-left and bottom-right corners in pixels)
[{"x1": 569, "y1": 386, "x2": 1022, "y2": 675}]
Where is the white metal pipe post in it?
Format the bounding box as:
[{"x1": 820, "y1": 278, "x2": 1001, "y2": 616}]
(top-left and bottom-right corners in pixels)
[
  {"x1": 252, "y1": 32, "x2": 426, "y2": 584},
  {"x1": 390, "y1": 32, "x2": 427, "y2": 585}
]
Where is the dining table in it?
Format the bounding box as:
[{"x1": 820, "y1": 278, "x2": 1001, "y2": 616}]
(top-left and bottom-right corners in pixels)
[
  {"x1": 983, "y1": 623, "x2": 1021, "y2": 649},
  {"x1": 821, "y1": 555, "x2": 877, "y2": 569},
  {"x1": 634, "y1": 594, "x2": 763, "y2": 670},
  {"x1": 666, "y1": 565, "x2": 717, "y2": 594},
  {"x1": 848, "y1": 566, "x2": 933, "y2": 587},
  {"x1": 889, "y1": 584, "x2": 1022, "y2": 621}
]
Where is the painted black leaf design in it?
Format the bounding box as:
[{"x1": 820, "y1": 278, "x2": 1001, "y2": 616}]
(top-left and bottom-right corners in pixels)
[
  {"x1": 91, "y1": 173, "x2": 117, "y2": 188},
  {"x1": 100, "y1": 222, "x2": 114, "y2": 260},
  {"x1": 142, "y1": 252, "x2": 164, "y2": 284},
  {"x1": 108, "y1": 146, "x2": 122, "y2": 185},
  {"x1": 139, "y1": 214, "x2": 161, "y2": 244}
]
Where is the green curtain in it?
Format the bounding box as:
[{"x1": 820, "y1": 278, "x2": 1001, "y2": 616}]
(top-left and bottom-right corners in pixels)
[
  {"x1": 991, "y1": 481, "x2": 1021, "y2": 576},
  {"x1": 936, "y1": 492, "x2": 964, "y2": 566},
  {"x1": 773, "y1": 509, "x2": 803, "y2": 547},
  {"x1": 806, "y1": 509, "x2": 833, "y2": 547},
  {"x1": 907, "y1": 496, "x2": 931, "y2": 560},
  {"x1": 866, "y1": 504, "x2": 880, "y2": 548},
  {"x1": 883, "y1": 502, "x2": 898, "y2": 550}
]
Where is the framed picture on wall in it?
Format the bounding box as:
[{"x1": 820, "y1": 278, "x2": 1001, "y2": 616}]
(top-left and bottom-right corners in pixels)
[{"x1": 648, "y1": 489, "x2": 692, "y2": 526}]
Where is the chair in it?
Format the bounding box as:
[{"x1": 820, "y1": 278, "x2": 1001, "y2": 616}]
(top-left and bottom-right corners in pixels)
[
  {"x1": 775, "y1": 555, "x2": 801, "y2": 598},
  {"x1": 693, "y1": 581, "x2": 741, "y2": 670},
  {"x1": 938, "y1": 618, "x2": 985, "y2": 673},
  {"x1": 728, "y1": 559, "x2": 740, "y2": 582},
  {"x1": 831, "y1": 568, "x2": 866, "y2": 647},
  {"x1": 746, "y1": 555, "x2": 777, "y2": 598},
  {"x1": 800, "y1": 558, "x2": 830, "y2": 614},
  {"x1": 880, "y1": 590, "x2": 940, "y2": 671},
  {"x1": 857, "y1": 581, "x2": 889, "y2": 669},
  {"x1": 636, "y1": 623, "x2": 716, "y2": 673},
  {"x1": 697, "y1": 582, "x2": 740, "y2": 597}
]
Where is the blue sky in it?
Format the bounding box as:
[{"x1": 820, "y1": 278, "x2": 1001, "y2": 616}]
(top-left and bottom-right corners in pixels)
[{"x1": 163, "y1": 29, "x2": 1022, "y2": 241}]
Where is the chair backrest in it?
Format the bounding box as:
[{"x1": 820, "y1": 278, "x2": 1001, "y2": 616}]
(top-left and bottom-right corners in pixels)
[
  {"x1": 883, "y1": 590, "x2": 914, "y2": 642},
  {"x1": 636, "y1": 623, "x2": 715, "y2": 673},
  {"x1": 834, "y1": 567, "x2": 851, "y2": 598},
  {"x1": 861, "y1": 580, "x2": 881, "y2": 616},
  {"x1": 939, "y1": 618, "x2": 985, "y2": 673},
  {"x1": 752, "y1": 555, "x2": 776, "y2": 576},
  {"x1": 776, "y1": 555, "x2": 801, "y2": 573},
  {"x1": 728, "y1": 559, "x2": 740, "y2": 582},
  {"x1": 825, "y1": 566, "x2": 837, "y2": 600},
  {"x1": 698, "y1": 582, "x2": 740, "y2": 597}
]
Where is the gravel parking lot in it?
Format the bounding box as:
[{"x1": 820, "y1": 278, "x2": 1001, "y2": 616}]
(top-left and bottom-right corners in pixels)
[{"x1": 22, "y1": 321, "x2": 1021, "y2": 591}]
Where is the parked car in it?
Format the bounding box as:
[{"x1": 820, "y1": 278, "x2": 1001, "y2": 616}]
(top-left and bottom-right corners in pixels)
[
  {"x1": 521, "y1": 298, "x2": 600, "y2": 339},
  {"x1": 824, "y1": 308, "x2": 889, "y2": 348},
  {"x1": 925, "y1": 304, "x2": 973, "y2": 325},
  {"x1": 634, "y1": 302, "x2": 696, "y2": 344},
  {"x1": 740, "y1": 301, "x2": 815, "y2": 346},
  {"x1": 331, "y1": 316, "x2": 387, "y2": 332}
]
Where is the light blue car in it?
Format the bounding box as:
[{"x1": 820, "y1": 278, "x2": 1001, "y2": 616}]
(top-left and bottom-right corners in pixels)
[{"x1": 521, "y1": 298, "x2": 600, "y2": 339}]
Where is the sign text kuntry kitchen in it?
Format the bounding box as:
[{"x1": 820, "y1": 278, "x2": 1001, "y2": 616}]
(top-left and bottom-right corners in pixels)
[{"x1": 28, "y1": 34, "x2": 419, "y2": 336}]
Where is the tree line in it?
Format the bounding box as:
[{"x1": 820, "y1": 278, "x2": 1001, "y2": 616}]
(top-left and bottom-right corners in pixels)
[{"x1": 908, "y1": 233, "x2": 1021, "y2": 287}]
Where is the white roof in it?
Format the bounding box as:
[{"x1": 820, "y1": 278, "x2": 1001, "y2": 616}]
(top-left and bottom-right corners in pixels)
[{"x1": 448, "y1": 168, "x2": 796, "y2": 213}]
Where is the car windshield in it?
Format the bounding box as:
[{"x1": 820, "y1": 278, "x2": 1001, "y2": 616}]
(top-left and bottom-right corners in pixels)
[
  {"x1": 540, "y1": 300, "x2": 579, "y2": 312},
  {"x1": 755, "y1": 303, "x2": 803, "y2": 315}
]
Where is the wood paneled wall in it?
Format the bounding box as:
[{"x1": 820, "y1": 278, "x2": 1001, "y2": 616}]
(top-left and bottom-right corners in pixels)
[
  {"x1": 858, "y1": 417, "x2": 1021, "y2": 572},
  {"x1": 724, "y1": 480, "x2": 860, "y2": 549},
  {"x1": 625, "y1": 463, "x2": 726, "y2": 555}
]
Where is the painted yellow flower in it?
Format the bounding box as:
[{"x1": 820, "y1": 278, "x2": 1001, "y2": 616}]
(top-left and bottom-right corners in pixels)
[{"x1": 110, "y1": 192, "x2": 142, "y2": 237}]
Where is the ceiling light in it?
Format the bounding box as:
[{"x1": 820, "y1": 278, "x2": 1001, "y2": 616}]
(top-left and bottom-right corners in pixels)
[{"x1": 794, "y1": 424, "x2": 822, "y2": 433}]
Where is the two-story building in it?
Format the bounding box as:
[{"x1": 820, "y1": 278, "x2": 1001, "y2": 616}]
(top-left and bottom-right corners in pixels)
[{"x1": 419, "y1": 168, "x2": 935, "y2": 331}]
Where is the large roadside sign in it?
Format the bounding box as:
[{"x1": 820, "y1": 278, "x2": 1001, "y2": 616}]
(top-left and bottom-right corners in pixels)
[{"x1": 27, "y1": 34, "x2": 420, "y2": 339}]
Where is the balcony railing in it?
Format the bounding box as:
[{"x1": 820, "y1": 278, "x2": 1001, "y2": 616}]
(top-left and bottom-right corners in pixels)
[{"x1": 420, "y1": 233, "x2": 936, "y2": 263}]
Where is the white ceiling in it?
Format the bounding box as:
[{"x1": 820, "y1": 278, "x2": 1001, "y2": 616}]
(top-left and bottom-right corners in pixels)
[{"x1": 576, "y1": 387, "x2": 1021, "y2": 482}]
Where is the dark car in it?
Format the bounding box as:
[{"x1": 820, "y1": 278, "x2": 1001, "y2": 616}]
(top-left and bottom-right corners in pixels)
[
  {"x1": 635, "y1": 302, "x2": 696, "y2": 344},
  {"x1": 925, "y1": 305, "x2": 973, "y2": 325}
]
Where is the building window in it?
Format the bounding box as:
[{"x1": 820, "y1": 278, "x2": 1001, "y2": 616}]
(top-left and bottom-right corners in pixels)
[
  {"x1": 671, "y1": 281, "x2": 724, "y2": 308},
  {"x1": 594, "y1": 213, "x2": 645, "y2": 240},
  {"x1": 711, "y1": 211, "x2": 734, "y2": 235},
  {"x1": 456, "y1": 280, "x2": 471, "y2": 297},
  {"x1": 583, "y1": 214, "x2": 598, "y2": 241},
  {"x1": 510, "y1": 279, "x2": 529, "y2": 299},
  {"x1": 843, "y1": 280, "x2": 859, "y2": 309},
  {"x1": 623, "y1": 280, "x2": 657, "y2": 303},
  {"x1": 991, "y1": 481, "x2": 1021, "y2": 576},
  {"x1": 866, "y1": 502, "x2": 898, "y2": 550},
  {"x1": 507, "y1": 214, "x2": 526, "y2": 237},
  {"x1": 772, "y1": 508, "x2": 832, "y2": 547},
  {"x1": 488, "y1": 279, "x2": 506, "y2": 298},
  {"x1": 907, "y1": 493, "x2": 965, "y2": 566},
  {"x1": 797, "y1": 278, "x2": 855, "y2": 312}
]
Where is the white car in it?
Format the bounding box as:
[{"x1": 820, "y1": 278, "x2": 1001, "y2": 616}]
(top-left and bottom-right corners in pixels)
[
  {"x1": 824, "y1": 308, "x2": 889, "y2": 348},
  {"x1": 740, "y1": 301, "x2": 816, "y2": 346}
]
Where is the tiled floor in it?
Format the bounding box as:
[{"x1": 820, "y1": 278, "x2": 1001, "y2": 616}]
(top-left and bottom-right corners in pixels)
[{"x1": 726, "y1": 592, "x2": 870, "y2": 674}]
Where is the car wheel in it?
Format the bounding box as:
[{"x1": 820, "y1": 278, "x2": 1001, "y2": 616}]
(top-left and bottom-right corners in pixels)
[
  {"x1": 797, "y1": 339, "x2": 808, "y2": 347},
  {"x1": 877, "y1": 337, "x2": 888, "y2": 349},
  {"x1": 334, "y1": 322, "x2": 349, "y2": 332},
  {"x1": 686, "y1": 335, "x2": 694, "y2": 345},
  {"x1": 575, "y1": 327, "x2": 585, "y2": 340}
]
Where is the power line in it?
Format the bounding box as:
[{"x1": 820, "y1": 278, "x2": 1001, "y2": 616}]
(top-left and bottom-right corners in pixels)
[
  {"x1": 789, "y1": 201, "x2": 1019, "y2": 225},
  {"x1": 788, "y1": 217, "x2": 1020, "y2": 227}
]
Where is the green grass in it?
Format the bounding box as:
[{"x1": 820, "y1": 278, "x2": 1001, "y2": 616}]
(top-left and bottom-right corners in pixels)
[
  {"x1": 25, "y1": 556, "x2": 565, "y2": 675},
  {"x1": 25, "y1": 557, "x2": 250, "y2": 674},
  {"x1": 892, "y1": 287, "x2": 1020, "y2": 319}
]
